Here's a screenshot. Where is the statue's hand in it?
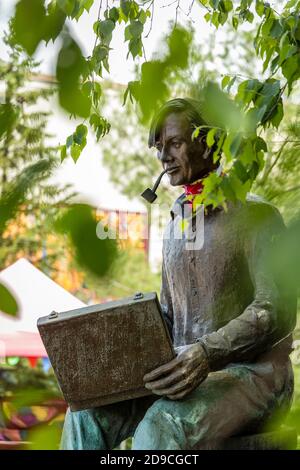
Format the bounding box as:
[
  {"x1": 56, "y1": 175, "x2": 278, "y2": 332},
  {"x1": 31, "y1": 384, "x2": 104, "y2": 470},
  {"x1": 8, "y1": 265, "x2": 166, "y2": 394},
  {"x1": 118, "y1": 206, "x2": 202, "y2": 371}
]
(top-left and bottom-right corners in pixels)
[{"x1": 143, "y1": 343, "x2": 209, "y2": 400}]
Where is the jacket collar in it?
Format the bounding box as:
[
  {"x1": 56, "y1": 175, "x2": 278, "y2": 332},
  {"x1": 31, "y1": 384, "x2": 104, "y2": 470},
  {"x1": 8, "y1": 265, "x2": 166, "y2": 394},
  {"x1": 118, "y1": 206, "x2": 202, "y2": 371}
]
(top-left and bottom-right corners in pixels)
[{"x1": 170, "y1": 193, "x2": 223, "y2": 220}]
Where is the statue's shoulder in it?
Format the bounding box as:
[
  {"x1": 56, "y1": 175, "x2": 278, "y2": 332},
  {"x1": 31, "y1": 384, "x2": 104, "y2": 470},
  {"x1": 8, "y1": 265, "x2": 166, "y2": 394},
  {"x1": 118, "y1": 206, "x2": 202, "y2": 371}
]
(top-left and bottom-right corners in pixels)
[
  {"x1": 243, "y1": 192, "x2": 285, "y2": 228},
  {"x1": 245, "y1": 192, "x2": 280, "y2": 213}
]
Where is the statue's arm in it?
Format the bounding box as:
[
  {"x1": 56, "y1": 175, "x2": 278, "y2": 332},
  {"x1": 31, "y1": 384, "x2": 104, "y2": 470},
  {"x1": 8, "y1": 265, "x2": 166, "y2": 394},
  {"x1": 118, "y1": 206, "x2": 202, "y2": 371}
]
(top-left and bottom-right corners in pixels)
[
  {"x1": 197, "y1": 203, "x2": 297, "y2": 371},
  {"x1": 160, "y1": 257, "x2": 174, "y2": 341}
]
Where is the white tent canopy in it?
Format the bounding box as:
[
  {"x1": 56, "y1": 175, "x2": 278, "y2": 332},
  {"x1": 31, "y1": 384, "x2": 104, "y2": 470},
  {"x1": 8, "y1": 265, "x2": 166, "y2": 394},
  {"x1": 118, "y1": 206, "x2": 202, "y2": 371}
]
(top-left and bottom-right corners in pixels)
[{"x1": 0, "y1": 258, "x2": 85, "y2": 333}]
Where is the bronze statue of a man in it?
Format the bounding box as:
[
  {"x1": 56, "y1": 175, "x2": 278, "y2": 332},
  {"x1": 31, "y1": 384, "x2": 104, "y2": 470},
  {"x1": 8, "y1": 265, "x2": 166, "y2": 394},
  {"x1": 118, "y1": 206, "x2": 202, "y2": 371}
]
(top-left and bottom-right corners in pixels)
[{"x1": 61, "y1": 98, "x2": 296, "y2": 450}]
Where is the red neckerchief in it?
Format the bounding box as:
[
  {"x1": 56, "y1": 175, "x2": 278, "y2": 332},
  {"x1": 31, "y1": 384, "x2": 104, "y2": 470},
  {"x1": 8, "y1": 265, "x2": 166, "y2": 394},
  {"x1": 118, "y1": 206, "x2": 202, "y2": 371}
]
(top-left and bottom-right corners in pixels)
[
  {"x1": 183, "y1": 180, "x2": 204, "y2": 197},
  {"x1": 183, "y1": 179, "x2": 204, "y2": 211}
]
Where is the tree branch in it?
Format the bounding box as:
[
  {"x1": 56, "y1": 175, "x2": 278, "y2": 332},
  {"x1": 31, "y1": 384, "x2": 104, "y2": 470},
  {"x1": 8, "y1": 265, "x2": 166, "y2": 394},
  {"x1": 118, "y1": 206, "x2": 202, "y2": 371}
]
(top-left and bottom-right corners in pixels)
[{"x1": 257, "y1": 138, "x2": 289, "y2": 186}]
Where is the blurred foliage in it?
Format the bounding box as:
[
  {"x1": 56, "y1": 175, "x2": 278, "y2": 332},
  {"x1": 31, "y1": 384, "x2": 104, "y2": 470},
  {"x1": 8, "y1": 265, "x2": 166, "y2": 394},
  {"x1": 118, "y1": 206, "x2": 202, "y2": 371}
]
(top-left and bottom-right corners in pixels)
[
  {"x1": 0, "y1": 283, "x2": 18, "y2": 316},
  {"x1": 0, "y1": 35, "x2": 76, "y2": 316},
  {"x1": 55, "y1": 204, "x2": 118, "y2": 278},
  {"x1": 0, "y1": 0, "x2": 299, "y2": 450},
  {"x1": 81, "y1": 248, "x2": 160, "y2": 301},
  {"x1": 286, "y1": 364, "x2": 300, "y2": 445},
  {"x1": 0, "y1": 33, "x2": 119, "y2": 315},
  {"x1": 101, "y1": 23, "x2": 259, "y2": 208},
  {"x1": 0, "y1": 360, "x2": 61, "y2": 399},
  {"x1": 0, "y1": 360, "x2": 64, "y2": 449},
  {"x1": 5, "y1": 0, "x2": 299, "y2": 210},
  {"x1": 27, "y1": 421, "x2": 62, "y2": 450},
  {"x1": 254, "y1": 104, "x2": 300, "y2": 222}
]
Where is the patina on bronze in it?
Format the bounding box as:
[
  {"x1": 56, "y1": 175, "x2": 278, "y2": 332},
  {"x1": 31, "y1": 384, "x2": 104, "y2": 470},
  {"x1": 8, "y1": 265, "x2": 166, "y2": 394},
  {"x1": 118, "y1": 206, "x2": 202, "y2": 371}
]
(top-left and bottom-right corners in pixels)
[{"x1": 60, "y1": 98, "x2": 297, "y2": 450}]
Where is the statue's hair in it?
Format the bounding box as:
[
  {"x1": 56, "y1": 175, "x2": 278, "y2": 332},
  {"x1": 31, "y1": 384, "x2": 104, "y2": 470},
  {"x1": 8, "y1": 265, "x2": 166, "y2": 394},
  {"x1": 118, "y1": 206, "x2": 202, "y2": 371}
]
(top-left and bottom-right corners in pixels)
[{"x1": 148, "y1": 98, "x2": 207, "y2": 148}]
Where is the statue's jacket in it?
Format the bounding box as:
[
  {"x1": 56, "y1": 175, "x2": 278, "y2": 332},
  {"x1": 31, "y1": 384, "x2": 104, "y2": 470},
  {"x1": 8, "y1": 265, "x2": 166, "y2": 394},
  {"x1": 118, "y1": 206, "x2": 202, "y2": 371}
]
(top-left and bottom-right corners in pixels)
[{"x1": 161, "y1": 192, "x2": 297, "y2": 410}]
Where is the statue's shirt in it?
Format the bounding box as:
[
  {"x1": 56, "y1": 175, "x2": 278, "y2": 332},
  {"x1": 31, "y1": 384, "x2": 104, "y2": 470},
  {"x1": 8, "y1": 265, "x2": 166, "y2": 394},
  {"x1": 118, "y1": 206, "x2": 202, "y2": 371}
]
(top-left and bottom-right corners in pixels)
[{"x1": 161, "y1": 193, "x2": 296, "y2": 371}]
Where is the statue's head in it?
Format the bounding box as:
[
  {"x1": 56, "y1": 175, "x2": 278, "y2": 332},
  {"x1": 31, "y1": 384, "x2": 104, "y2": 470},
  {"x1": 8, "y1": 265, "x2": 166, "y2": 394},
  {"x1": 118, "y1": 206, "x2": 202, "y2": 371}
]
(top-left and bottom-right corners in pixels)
[{"x1": 148, "y1": 98, "x2": 218, "y2": 186}]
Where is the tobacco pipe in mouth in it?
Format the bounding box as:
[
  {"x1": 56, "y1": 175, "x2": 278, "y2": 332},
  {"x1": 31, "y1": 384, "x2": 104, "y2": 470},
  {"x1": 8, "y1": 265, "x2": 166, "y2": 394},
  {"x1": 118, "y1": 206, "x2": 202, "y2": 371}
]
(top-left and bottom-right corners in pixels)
[{"x1": 140, "y1": 169, "x2": 168, "y2": 203}]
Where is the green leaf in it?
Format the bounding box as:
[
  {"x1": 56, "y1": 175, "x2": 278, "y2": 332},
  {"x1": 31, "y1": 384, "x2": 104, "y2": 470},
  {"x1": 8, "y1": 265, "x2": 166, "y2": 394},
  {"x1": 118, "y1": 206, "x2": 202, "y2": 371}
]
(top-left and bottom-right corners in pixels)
[
  {"x1": 255, "y1": 136, "x2": 268, "y2": 153},
  {"x1": 82, "y1": 80, "x2": 93, "y2": 96},
  {"x1": 28, "y1": 422, "x2": 62, "y2": 450},
  {"x1": 270, "y1": 20, "x2": 283, "y2": 39},
  {"x1": 255, "y1": 0, "x2": 265, "y2": 17},
  {"x1": 246, "y1": 10, "x2": 254, "y2": 23},
  {"x1": 95, "y1": 19, "x2": 115, "y2": 45},
  {"x1": 0, "y1": 283, "x2": 19, "y2": 316},
  {"x1": 66, "y1": 134, "x2": 73, "y2": 148},
  {"x1": 93, "y1": 44, "x2": 109, "y2": 62},
  {"x1": 45, "y1": 2, "x2": 66, "y2": 43},
  {"x1": 282, "y1": 54, "x2": 300, "y2": 88},
  {"x1": 223, "y1": 0, "x2": 233, "y2": 12},
  {"x1": 218, "y1": 11, "x2": 228, "y2": 25},
  {"x1": 0, "y1": 104, "x2": 19, "y2": 140},
  {"x1": 55, "y1": 204, "x2": 118, "y2": 277},
  {"x1": 167, "y1": 27, "x2": 192, "y2": 69},
  {"x1": 57, "y1": 0, "x2": 76, "y2": 16},
  {"x1": 73, "y1": 123, "x2": 88, "y2": 145},
  {"x1": 227, "y1": 75, "x2": 237, "y2": 93},
  {"x1": 123, "y1": 80, "x2": 140, "y2": 105},
  {"x1": 232, "y1": 16, "x2": 239, "y2": 30},
  {"x1": 230, "y1": 173, "x2": 251, "y2": 201},
  {"x1": 222, "y1": 132, "x2": 242, "y2": 161},
  {"x1": 64, "y1": 124, "x2": 88, "y2": 162},
  {"x1": 60, "y1": 144, "x2": 67, "y2": 162},
  {"x1": 129, "y1": 20, "x2": 143, "y2": 38},
  {"x1": 128, "y1": 38, "x2": 143, "y2": 58},
  {"x1": 108, "y1": 6, "x2": 120, "y2": 23},
  {"x1": 120, "y1": 0, "x2": 131, "y2": 18},
  {"x1": 213, "y1": 131, "x2": 226, "y2": 163},
  {"x1": 270, "y1": 101, "x2": 283, "y2": 128},
  {"x1": 262, "y1": 44, "x2": 275, "y2": 72},
  {"x1": 279, "y1": 44, "x2": 297, "y2": 65},
  {"x1": 211, "y1": 11, "x2": 220, "y2": 28},
  {"x1": 71, "y1": 0, "x2": 94, "y2": 20},
  {"x1": 138, "y1": 9, "x2": 148, "y2": 25},
  {"x1": 209, "y1": 0, "x2": 220, "y2": 8},
  {"x1": 92, "y1": 81, "x2": 102, "y2": 104},
  {"x1": 89, "y1": 113, "x2": 110, "y2": 141},
  {"x1": 202, "y1": 81, "x2": 242, "y2": 133},
  {"x1": 284, "y1": 0, "x2": 298, "y2": 9},
  {"x1": 56, "y1": 33, "x2": 91, "y2": 118},
  {"x1": 233, "y1": 160, "x2": 248, "y2": 183},
  {"x1": 70, "y1": 143, "x2": 82, "y2": 162},
  {"x1": 220, "y1": 175, "x2": 237, "y2": 202},
  {"x1": 11, "y1": 0, "x2": 46, "y2": 55},
  {"x1": 261, "y1": 17, "x2": 274, "y2": 37},
  {"x1": 240, "y1": 139, "x2": 255, "y2": 165},
  {"x1": 221, "y1": 75, "x2": 231, "y2": 89},
  {"x1": 207, "y1": 128, "x2": 217, "y2": 147},
  {"x1": 138, "y1": 61, "x2": 168, "y2": 123}
]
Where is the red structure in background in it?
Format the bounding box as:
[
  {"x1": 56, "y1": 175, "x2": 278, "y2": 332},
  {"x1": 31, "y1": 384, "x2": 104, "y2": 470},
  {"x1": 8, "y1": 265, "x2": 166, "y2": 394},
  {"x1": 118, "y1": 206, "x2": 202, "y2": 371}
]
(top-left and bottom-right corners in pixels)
[{"x1": 96, "y1": 208, "x2": 149, "y2": 258}]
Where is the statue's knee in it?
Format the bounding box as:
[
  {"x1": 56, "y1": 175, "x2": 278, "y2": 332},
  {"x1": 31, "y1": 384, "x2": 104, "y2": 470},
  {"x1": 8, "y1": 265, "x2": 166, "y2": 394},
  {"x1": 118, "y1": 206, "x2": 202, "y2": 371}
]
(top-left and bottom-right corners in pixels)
[
  {"x1": 65, "y1": 407, "x2": 97, "y2": 427},
  {"x1": 143, "y1": 399, "x2": 182, "y2": 432},
  {"x1": 133, "y1": 400, "x2": 185, "y2": 450}
]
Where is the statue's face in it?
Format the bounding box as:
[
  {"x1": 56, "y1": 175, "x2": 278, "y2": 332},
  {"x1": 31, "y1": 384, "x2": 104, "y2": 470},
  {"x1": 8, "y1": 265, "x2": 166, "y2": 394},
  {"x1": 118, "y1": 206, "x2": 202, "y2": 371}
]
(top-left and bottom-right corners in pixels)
[{"x1": 155, "y1": 112, "x2": 212, "y2": 186}]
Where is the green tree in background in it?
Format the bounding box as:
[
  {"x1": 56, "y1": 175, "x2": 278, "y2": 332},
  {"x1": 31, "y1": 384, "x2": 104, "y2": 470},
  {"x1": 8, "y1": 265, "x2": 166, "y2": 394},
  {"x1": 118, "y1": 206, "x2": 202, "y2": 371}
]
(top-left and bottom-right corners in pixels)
[
  {"x1": 254, "y1": 102, "x2": 300, "y2": 222},
  {"x1": 0, "y1": 34, "x2": 75, "y2": 274}
]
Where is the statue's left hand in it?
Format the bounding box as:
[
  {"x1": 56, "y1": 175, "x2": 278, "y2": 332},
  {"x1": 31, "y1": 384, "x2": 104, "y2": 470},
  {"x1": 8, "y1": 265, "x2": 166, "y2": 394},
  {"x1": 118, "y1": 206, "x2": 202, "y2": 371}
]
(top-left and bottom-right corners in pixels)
[{"x1": 143, "y1": 343, "x2": 210, "y2": 400}]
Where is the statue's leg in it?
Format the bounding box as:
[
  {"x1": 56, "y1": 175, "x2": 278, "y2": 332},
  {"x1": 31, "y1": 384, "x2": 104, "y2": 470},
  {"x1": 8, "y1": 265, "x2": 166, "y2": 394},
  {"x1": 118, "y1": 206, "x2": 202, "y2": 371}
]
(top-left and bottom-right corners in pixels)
[
  {"x1": 60, "y1": 395, "x2": 157, "y2": 450},
  {"x1": 132, "y1": 359, "x2": 292, "y2": 450}
]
